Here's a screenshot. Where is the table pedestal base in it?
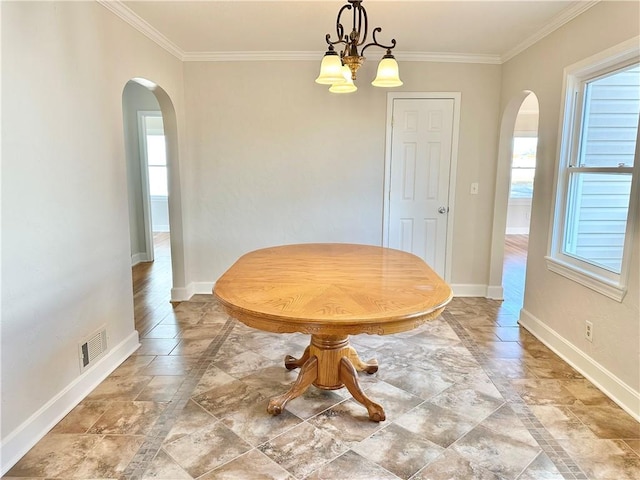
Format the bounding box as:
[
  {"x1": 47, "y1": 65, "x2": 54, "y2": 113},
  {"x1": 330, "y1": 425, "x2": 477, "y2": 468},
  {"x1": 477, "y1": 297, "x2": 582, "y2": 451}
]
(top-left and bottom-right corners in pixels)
[{"x1": 267, "y1": 335, "x2": 385, "y2": 422}]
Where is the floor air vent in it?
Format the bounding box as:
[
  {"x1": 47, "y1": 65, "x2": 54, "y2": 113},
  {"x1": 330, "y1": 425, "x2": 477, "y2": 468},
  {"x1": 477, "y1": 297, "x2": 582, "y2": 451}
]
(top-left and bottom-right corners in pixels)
[{"x1": 79, "y1": 327, "x2": 107, "y2": 371}]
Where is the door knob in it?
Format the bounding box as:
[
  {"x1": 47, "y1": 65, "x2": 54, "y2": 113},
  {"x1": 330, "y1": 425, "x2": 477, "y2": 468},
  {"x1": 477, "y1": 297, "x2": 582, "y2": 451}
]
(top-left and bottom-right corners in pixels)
[{"x1": 438, "y1": 206, "x2": 448, "y2": 214}]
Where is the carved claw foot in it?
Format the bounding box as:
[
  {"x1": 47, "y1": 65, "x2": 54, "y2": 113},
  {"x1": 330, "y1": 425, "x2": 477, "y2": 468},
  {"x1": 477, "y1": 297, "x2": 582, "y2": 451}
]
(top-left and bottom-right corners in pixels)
[
  {"x1": 339, "y1": 357, "x2": 386, "y2": 422},
  {"x1": 267, "y1": 356, "x2": 318, "y2": 415},
  {"x1": 267, "y1": 400, "x2": 283, "y2": 415}
]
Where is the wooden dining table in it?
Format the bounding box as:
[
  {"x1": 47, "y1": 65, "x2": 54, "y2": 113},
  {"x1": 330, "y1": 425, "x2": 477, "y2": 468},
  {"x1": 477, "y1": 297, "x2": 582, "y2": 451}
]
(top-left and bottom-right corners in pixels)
[{"x1": 213, "y1": 243, "x2": 453, "y2": 422}]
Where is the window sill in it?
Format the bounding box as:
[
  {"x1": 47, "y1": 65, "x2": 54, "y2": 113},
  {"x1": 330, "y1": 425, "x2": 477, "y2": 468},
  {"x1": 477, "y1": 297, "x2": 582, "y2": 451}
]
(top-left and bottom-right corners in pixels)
[{"x1": 545, "y1": 256, "x2": 626, "y2": 302}]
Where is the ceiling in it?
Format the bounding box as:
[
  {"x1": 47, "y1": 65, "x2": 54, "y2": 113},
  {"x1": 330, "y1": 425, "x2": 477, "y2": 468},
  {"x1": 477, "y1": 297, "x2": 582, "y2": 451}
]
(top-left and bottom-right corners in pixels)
[{"x1": 107, "y1": 0, "x2": 598, "y2": 63}]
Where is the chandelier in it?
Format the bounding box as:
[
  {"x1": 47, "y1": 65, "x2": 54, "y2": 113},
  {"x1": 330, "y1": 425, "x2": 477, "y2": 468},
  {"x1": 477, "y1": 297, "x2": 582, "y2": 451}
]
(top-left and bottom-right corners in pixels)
[{"x1": 315, "y1": 0, "x2": 403, "y2": 93}]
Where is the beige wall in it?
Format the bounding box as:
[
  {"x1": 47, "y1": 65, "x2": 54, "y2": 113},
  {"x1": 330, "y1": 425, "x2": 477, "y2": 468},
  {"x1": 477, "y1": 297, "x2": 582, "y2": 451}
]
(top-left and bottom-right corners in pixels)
[
  {"x1": 1, "y1": 1, "x2": 186, "y2": 467},
  {"x1": 183, "y1": 60, "x2": 502, "y2": 289},
  {"x1": 1, "y1": 4, "x2": 500, "y2": 460},
  {"x1": 2, "y1": 6, "x2": 503, "y2": 461},
  {"x1": 501, "y1": 1, "x2": 639, "y2": 413},
  {"x1": 3, "y1": 0, "x2": 637, "y2": 473}
]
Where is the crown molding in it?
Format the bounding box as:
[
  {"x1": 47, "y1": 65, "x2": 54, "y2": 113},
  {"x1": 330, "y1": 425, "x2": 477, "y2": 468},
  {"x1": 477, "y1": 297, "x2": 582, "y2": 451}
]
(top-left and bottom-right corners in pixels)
[
  {"x1": 182, "y1": 51, "x2": 502, "y2": 64},
  {"x1": 397, "y1": 52, "x2": 502, "y2": 65},
  {"x1": 501, "y1": 0, "x2": 600, "y2": 63},
  {"x1": 98, "y1": 0, "x2": 599, "y2": 66},
  {"x1": 96, "y1": 0, "x2": 185, "y2": 60},
  {"x1": 182, "y1": 51, "x2": 320, "y2": 62}
]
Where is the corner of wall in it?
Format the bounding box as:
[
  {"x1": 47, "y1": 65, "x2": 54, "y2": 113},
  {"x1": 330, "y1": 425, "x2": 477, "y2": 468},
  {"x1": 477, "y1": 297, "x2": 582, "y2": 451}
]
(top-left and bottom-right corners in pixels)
[
  {"x1": 451, "y1": 283, "x2": 490, "y2": 297},
  {"x1": 170, "y1": 282, "x2": 215, "y2": 302},
  {"x1": 486, "y1": 285, "x2": 504, "y2": 300}
]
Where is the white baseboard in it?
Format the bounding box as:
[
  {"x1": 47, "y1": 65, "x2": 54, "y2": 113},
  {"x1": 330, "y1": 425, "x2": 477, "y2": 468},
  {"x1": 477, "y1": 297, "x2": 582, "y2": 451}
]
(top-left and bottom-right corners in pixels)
[
  {"x1": 451, "y1": 283, "x2": 489, "y2": 297},
  {"x1": 171, "y1": 282, "x2": 215, "y2": 302},
  {"x1": 172, "y1": 281, "x2": 496, "y2": 302},
  {"x1": 519, "y1": 308, "x2": 640, "y2": 422},
  {"x1": 174, "y1": 281, "x2": 490, "y2": 301},
  {"x1": 486, "y1": 285, "x2": 504, "y2": 300},
  {"x1": 173, "y1": 281, "x2": 494, "y2": 302},
  {"x1": 175, "y1": 281, "x2": 491, "y2": 302},
  {"x1": 0, "y1": 331, "x2": 140, "y2": 475},
  {"x1": 171, "y1": 285, "x2": 194, "y2": 302},
  {"x1": 131, "y1": 252, "x2": 151, "y2": 266}
]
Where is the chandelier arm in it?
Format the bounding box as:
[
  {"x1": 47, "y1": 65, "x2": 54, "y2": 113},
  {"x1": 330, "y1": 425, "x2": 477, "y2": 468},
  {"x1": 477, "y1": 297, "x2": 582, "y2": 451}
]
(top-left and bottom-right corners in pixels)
[
  {"x1": 325, "y1": 33, "x2": 344, "y2": 48},
  {"x1": 324, "y1": 3, "x2": 353, "y2": 47},
  {"x1": 355, "y1": 3, "x2": 368, "y2": 47},
  {"x1": 360, "y1": 27, "x2": 396, "y2": 54}
]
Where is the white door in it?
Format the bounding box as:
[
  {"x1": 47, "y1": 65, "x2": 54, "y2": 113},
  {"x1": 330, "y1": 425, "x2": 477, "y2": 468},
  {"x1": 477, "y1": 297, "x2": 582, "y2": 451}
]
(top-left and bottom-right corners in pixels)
[{"x1": 384, "y1": 97, "x2": 456, "y2": 278}]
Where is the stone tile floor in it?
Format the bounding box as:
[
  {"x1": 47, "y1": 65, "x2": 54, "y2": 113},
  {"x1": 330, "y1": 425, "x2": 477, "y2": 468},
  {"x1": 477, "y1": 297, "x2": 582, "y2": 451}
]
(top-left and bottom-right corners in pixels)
[{"x1": 4, "y1": 296, "x2": 640, "y2": 479}]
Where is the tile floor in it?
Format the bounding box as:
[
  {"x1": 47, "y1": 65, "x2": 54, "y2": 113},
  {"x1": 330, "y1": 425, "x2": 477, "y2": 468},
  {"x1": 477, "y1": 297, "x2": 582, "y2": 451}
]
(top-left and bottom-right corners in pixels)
[{"x1": 4, "y1": 238, "x2": 640, "y2": 479}]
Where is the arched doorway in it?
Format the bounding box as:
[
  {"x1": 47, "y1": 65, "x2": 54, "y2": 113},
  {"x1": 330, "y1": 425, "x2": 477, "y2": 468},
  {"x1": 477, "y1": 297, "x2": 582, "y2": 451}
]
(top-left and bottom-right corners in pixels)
[
  {"x1": 122, "y1": 78, "x2": 187, "y2": 322},
  {"x1": 488, "y1": 91, "x2": 539, "y2": 311}
]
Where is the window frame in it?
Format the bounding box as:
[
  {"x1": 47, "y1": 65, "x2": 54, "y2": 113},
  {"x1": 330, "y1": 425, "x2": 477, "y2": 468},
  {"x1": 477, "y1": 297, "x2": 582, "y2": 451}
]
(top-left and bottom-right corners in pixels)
[{"x1": 546, "y1": 38, "x2": 640, "y2": 302}]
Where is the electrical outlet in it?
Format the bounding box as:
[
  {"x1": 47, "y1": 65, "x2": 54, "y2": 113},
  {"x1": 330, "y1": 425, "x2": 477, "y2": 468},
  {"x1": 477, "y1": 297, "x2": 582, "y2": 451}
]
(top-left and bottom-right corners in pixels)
[
  {"x1": 470, "y1": 182, "x2": 479, "y2": 195},
  {"x1": 585, "y1": 321, "x2": 593, "y2": 342}
]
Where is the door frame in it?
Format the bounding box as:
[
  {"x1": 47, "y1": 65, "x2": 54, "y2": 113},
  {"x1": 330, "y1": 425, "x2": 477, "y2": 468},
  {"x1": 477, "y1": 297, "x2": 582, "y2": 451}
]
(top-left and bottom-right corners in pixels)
[
  {"x1": 382, "y1": 92, "x2": 461, "y2": 282},
  {"x1": 137, "y1": 110, "x2": 163, "y2": 263}
]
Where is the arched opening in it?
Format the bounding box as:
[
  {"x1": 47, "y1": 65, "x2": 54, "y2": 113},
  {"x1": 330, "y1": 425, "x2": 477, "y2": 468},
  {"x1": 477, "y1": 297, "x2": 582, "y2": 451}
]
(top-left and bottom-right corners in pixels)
[
  {"x1": 488, "y1": 91, "x2": 539, "y2": 312},
  {"x1": 122, "y1": 78, "x2": 186, "y2": 332}
]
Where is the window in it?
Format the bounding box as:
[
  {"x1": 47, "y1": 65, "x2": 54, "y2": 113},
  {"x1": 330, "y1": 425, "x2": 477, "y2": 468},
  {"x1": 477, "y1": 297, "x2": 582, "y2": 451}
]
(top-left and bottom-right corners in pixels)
[
  {"x1": 146, "y1": 134, "x2": 168, "y2": 196},
  {"x1": 510, "y1": 137, "x2": 537, "y2": 199},
  {"x1": 139, "y1": 113, "x2": 168, "y2": 197},
  {"x1": 548, "y1": 40, "x2": 639, "y2": 301}
]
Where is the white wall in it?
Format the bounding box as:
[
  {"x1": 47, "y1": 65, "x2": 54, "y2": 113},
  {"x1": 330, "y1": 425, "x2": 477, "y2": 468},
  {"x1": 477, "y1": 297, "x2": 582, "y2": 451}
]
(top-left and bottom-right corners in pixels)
[
  {"x1": 182, "y1": 60, "x2": 502, "y2": 293},
  {"x1": 506, "y1": 199, "x2": 532, "y2": 234},
  {"x1": 122, "y1": 81, "x2": 163, "y2": 261},
  {"x1": 501, "y1": 1, "x2": 640, "y2": 417},
  {"x1": 1, "y1": 1, "x2": 186, "y2": 470}
]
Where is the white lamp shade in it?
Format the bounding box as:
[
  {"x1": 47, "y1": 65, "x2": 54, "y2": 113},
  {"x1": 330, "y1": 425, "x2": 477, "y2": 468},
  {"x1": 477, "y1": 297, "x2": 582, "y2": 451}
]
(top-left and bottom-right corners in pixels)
[
  {"x1": 372, "y1": 55, "x2": 403, "y2": 87},
  {"x1": 329, "y1": 66, "x2": 357, "y2": 93},
  {"x1": 315, "y1": 52, "x2": 344, "y2": 85}
]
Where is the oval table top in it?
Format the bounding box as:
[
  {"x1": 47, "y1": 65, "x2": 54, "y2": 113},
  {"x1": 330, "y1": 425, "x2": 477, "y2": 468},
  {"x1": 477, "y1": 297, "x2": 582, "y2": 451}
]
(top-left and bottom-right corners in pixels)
[{"x1": 213, "y1": 243, "x2": 453, "y2": 336}]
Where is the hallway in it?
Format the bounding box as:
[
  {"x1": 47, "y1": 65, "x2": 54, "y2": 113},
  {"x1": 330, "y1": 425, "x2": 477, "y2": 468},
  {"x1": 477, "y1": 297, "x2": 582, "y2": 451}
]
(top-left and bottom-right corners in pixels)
[
  {"x1": 503, "y1": 234, "x2": 529, "y2": 311},
  {"x1": 133, "y1": 232, "x2": 174, "y2": 336}
]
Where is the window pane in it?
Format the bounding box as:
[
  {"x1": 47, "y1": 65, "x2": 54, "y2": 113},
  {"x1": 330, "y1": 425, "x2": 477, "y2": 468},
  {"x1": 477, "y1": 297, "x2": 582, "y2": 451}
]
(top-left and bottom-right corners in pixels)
[
  {"x1": 563, "y1": 172, "x2": 632, "y2": 273},
  {"x1": 512, "y1": 137, "x2": 537, "y2": 168},
  {"x1": 510, "y1": 169, "x2": 536, "y2": 198},
  {"x1": 510, "y1": 137, "x2": 537, "y2": 198},
  {"x1": 146, "y1": 135, "x2": 167, "y2": 166},
  {"x1": 148, "y1": 166, "x2": 168, "y2": 196},
  {"x1": 579, "y1": 65, "x2": 640, "y2": 168}
]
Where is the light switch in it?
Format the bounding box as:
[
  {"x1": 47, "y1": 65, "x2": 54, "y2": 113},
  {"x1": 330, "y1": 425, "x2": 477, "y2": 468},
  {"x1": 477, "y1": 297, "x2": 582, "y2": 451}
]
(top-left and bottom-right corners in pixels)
[{"x1": 470, "y1": 182, "x2": 479, "y2": 195}]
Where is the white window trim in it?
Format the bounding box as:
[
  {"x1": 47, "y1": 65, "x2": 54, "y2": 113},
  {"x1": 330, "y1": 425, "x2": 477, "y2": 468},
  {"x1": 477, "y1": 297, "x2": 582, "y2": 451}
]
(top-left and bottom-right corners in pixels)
[{"x1": 547, "y1": 37, "x2": 640, "y2": 302}]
